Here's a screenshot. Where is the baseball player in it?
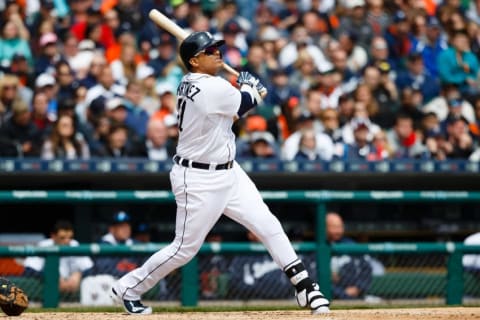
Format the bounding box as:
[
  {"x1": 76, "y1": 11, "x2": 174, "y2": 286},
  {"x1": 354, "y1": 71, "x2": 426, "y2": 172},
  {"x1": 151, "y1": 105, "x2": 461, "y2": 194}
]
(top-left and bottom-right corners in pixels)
[{"x1": 110, "y1": 31, "x2": 330, "y2": 315}]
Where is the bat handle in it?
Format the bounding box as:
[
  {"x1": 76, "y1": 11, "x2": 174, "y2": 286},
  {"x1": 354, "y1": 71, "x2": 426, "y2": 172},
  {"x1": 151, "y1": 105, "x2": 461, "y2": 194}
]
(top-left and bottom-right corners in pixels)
[{"x1": 222, "y1": 63, "x2": 239, "y2": 77}]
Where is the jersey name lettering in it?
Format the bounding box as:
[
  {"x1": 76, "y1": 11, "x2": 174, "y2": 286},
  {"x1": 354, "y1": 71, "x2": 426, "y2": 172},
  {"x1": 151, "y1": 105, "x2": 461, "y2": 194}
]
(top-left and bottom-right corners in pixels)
[{"x1": 177, "y1": 82, "x2": 201, "y2": 101}]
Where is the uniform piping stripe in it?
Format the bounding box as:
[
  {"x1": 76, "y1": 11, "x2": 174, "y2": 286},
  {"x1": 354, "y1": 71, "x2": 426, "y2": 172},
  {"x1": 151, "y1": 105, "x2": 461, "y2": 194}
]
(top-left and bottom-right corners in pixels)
[{"x1": 122, "y1": 167, "x2": 189, "y2": 299}]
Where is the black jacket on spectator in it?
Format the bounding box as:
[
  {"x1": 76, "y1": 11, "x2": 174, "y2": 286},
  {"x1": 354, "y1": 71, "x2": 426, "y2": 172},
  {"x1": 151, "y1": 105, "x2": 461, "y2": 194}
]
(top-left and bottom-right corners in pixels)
[{"x1": 0, "y1": 119, "x2": 42, "y2": 157}]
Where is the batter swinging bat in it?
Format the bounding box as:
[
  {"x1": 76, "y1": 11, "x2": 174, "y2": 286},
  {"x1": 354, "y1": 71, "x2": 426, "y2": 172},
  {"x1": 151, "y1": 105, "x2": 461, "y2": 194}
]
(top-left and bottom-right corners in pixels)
[{"x1": 148, "y1": 9, "x2": 239, "y2": 77}]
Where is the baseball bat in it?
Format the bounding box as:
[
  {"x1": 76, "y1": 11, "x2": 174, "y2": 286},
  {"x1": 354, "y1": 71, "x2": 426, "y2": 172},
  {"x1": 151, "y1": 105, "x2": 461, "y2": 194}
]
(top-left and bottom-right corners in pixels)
[{"x1": 148, "y1": 9, "x2": 239, "y2": 77}]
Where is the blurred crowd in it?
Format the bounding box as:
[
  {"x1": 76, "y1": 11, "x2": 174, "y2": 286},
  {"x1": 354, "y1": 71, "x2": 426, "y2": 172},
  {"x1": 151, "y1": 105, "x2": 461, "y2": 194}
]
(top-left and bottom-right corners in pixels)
[{"x1": 1, "y1": 0, "x2": 480, "y2": 162}]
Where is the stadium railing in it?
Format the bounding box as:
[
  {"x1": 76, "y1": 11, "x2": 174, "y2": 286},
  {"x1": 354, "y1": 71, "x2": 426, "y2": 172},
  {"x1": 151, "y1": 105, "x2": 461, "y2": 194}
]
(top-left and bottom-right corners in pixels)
[{"x1": 0, "y1": 190, "x2": 479, "y2": 307}]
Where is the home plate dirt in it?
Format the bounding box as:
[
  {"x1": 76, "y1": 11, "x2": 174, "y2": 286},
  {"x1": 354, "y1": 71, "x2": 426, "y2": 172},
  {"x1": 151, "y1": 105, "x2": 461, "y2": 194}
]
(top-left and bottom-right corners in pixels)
[{"x1": 10, "y1": 307, "x2": 480, "y2": 319}]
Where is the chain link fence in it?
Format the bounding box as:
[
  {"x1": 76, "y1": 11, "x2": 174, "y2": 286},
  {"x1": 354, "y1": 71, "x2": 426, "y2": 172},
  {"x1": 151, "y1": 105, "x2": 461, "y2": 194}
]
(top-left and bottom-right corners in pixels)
[{"x1": 1, "y1": 250, "x2": 479, "y2": 307}]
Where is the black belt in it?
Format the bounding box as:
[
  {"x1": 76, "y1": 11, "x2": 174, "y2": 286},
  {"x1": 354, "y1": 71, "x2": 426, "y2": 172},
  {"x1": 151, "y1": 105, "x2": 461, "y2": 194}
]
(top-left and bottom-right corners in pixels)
[{"x1": 173, "y1": 155, "x2": 234, "y2": 170}]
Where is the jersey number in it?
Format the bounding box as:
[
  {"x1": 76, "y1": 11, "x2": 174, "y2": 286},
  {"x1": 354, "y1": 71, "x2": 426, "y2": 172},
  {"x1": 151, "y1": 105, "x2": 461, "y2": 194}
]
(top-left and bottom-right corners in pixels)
[{"x1": 177, "y1": 98, "x2": 187, "y2": 132}]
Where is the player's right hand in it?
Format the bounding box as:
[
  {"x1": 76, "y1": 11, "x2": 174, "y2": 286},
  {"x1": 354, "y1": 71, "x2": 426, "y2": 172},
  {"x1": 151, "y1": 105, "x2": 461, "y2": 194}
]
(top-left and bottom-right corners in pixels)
[
  {"x1": 236, "y1": 71, "x2": 258, "y2": 87},
  {"x1": 237, "y1": 72, "x2": 267, "y2": 98}
]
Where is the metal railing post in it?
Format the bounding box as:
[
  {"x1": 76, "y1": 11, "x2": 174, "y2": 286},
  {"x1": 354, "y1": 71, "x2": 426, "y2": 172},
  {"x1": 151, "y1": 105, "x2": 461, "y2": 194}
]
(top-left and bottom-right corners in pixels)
[
  {"x1": 181, "y1": 256, "x2": 199, "y2": 306},
  {"x1": 315, "y1": 201, "x2": 331, "y2": 299},
  {"x1": 43, "y1": 255, "x2": 59, "y2": 308},
  {"x1": 446, "y1": 250, "x2": 463, "y2": 305}
]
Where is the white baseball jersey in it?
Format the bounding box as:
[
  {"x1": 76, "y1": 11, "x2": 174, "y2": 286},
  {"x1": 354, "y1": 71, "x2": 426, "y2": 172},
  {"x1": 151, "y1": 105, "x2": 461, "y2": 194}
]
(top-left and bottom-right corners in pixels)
[
  {"x1": 24, "y1": 238, "x2": 94, "y2": 279},
  {"x1": 114, "y1": 72, "x2": 300, "y2": 301},
  {"x1": 175, "y1": 73, "x2": 240, "y2": 163}
]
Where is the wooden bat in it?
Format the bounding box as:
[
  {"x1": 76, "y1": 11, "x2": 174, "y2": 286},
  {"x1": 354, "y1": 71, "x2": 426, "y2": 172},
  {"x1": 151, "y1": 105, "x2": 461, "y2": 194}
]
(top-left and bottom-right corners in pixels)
[{"x1": 148, "y1": 9, "x2": 239, "y2": 77}]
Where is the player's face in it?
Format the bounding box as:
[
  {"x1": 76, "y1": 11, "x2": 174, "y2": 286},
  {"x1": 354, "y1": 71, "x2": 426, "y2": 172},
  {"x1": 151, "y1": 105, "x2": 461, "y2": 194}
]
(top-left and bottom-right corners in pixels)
[
  {"x1": 52, "y1": 229, "x2": 74, "y2": 245},
  {"x1": 190, "y1": 46, "x2": 223, "y2": 75}
]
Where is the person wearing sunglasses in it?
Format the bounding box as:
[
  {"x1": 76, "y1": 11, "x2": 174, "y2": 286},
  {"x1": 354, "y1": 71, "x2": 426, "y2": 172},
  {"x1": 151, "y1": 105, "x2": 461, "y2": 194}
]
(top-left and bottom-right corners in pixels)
[{"x1": 110, "y1": 31, "x2": 330, "y2": 315}]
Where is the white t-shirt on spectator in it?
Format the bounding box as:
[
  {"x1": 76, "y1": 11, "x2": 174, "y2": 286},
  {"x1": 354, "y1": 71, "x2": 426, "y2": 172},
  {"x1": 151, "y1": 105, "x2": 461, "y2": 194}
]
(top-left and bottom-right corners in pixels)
[
  {"x1": 23, "y1": 238, "x2": 94, "y2": 279},
  {"x1": 281, "y1": 130, "x2": 334, "y2": 161}
]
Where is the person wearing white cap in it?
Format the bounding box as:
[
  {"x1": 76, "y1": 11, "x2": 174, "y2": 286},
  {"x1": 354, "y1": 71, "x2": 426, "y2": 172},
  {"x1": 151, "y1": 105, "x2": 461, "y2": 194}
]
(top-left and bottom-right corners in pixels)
[
  {"x1": 136, "y1": 64, "x2": 160, "y2": 116},
  {"x1": 35, "y1": 72, "x2": 58, "y2": 118}
]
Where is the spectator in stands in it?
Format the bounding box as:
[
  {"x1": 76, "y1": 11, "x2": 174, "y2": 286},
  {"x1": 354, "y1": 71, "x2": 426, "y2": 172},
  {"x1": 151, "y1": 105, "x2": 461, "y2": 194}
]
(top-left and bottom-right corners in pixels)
[
  {"x1": 0, "y1": 18, "x2": 33, "y2": 69},
  {"x1": 437, "y1": 114, "x2": 474, "y2": 159},
  {"x1": 368, "y1": 36, "x2": 393, "y2": 69},
  {"x1": 372, "y1": 129, "x2": 393, "y2": 160},
  {"x1": 397, "y1": 87, "x2": 425, "y2": 129},
  {"x1": 41, "y1": 113, "x2": 90, "y2": 160},
  {"x1": 386, "y1": 112, "x2": 429, "y2": 159},
  {"x1": 54, "y1": 60, "x2": 79, "y2": 104},
  {"x1": 337, "y1": 93, "x2": 356, "y2": 127},
  {"x1": 241, "y1": 42, "x2": 270, "y2": 88},
  {"x1": 147, "y1": 32, "x2": 178, "y2": 79},
  {"x1": 0, "y1": 74, "x2": 25, "y2": 127},
  {"x1": 238, "y1": 131, "x2": 280, "y2": 159},
  {"x1": 23, "y1": 220, "x2": 94, "y2": 293},
  {"x1": 422, "y1": 83, "x2": 475, "y2": 125},
  {"x1": 55, "y1": 97, "x2": 97, "y2": 154},
  {"x1": 77, "y1": 52, "x2": 106, "y2": 89},
  {"x1": 97, "y1": 122, "x2": 137, "y2": 158},
  {"x1": 395, "y1": 52, "x2": 441, "y2": 104},
  {"x1": 314, "y1": 67, "x2": 344, "y2": 110},
  {"x1": 278, "y1": 24, "x2": 331, "y2": 73},
  {"x1": 0, "y1": 99, "x2": 42, "y2": 157},
  {"x1": 30, "y1": 91, "x2": 55, "y2": 137},
  {"x1": 35, "y1": 72, "x2": 58, "y2": 113},
  {"x1": 384, "y1": 10, "x2": 413, "y2": 70},
  {"x1": 337, "y1": 0, "x2": 373, "y2": 50},
  {"x1": 34, "y1": 32, "x2": 60, "y2": 76},
  {"x1": 85, "y1": 64, "x2": 126, "y2": 107},
  {"x1": 89, "y1": 112, "x2": 111, "y2": 157},
  {"x1": 439, "y1": 96, "x2": 476, "y2": 136},
  {"x1": 281, "y1": 112, "x2": 334, "y2": 161},
  {"x1": 363, "y1": 64, "x2": 400, "y2": 129},
  {"x1": 289, "y1": 50, "x2": 318, "y2": 97},
  {"x1": 365, "y1": 0, "x2": 391, "y2": 37},
  {"x1": 351, "y1": 83, "x2": 382, "y2": 131},
  {"x1": 411, "y1": 15, "x2": 448, "y2": 79},
  {"x1": 319, "y1": 108, "x2": 343, "y2": 143},
  {"x1": 110, "y1": 43, "x2": 142, "y2": 88},
  {"x1": 437, "y1": 29, "x2": 480, "y2": 99},
  {"x1": 326, "y1": 212, "x2": 373, "y2": 300},
  {"x1": 123, "y1": 80, "x2": 150, "y2": 139},
  {"x1": 337, "y1": 31, "x2": 369, "y2": 74},
  {"x1": 219, "y1": 19, "x2": 246, "y2": 72},
  {"x1": 7, "y1": 53, "x2": 35, "y2": 91},
  {"x1": 264, "y1": 68, "x2": 300, "y2": 110},
  {"x1": 92, "y1": 211, "x2": 144, "y2": 278},
  {"x1": 134, "y1": 118, "x2": 175, "y2": 161},
  {"x1": 136, "y1": 64, "x2": 160, "y2": 116},
  {"x1": 329, "y1": 47, "x2": 359, "y2": 95},
  {"x1": 341, "y1": 95, "x2": 382, "y2": 145},
  {"x1": 101, "y1": 97, "x2": 141, "y2": 149},
  {"x1": 336, "y1": 117, "x2": 379, "y2": 161},
  {"x1": 294, "y1": 128, "x2": 323, "y2": 161},
  {"x1": 151, "y1": 83, "x2": 176, "y2": 123}
]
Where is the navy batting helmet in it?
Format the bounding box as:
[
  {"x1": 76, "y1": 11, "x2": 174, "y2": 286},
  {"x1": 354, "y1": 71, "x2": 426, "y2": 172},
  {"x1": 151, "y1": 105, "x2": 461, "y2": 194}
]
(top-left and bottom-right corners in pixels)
[{"x1": 180, "y1": 31, "x2": 225, "y2": 70}]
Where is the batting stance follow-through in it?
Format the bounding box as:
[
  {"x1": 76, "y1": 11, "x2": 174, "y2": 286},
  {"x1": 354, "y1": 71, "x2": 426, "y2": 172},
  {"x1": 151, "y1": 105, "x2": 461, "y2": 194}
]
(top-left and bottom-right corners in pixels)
[{"x1": 110, "y1": 31, "x2": 330, "y2": 315}]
